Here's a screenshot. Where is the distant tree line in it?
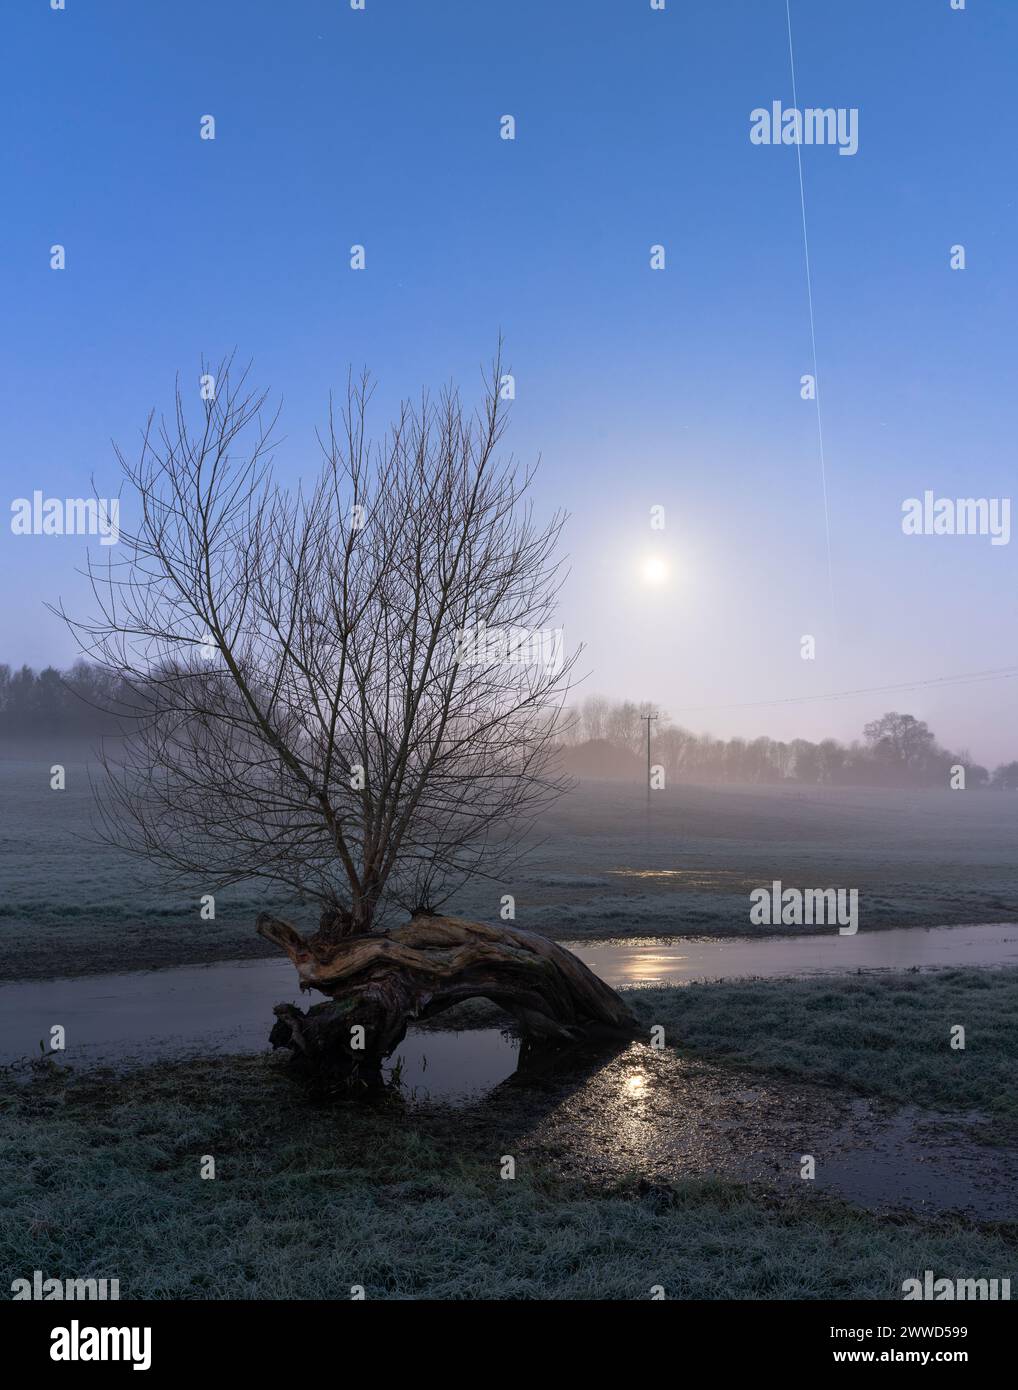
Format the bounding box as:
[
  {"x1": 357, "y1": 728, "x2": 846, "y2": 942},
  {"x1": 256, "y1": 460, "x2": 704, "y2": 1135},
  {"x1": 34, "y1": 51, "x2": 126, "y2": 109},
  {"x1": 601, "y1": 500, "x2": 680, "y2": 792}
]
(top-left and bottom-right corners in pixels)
[
  {"x1": 4, "y1": 666, "x2": 1018, "y2": 791},
  {"x1": 562, "y1": 695, "x2": 1018, "y2": 790},
  {"x1": 0, "y1": 662, "x2": 127, "y2": 736}
]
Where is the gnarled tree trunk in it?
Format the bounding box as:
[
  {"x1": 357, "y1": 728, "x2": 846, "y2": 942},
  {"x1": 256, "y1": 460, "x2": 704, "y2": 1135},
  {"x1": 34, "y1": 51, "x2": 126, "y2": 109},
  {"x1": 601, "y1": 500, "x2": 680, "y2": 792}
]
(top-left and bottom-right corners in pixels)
[{"x1": 257, "y1": 911, "x2": 637, "y2": 1095}]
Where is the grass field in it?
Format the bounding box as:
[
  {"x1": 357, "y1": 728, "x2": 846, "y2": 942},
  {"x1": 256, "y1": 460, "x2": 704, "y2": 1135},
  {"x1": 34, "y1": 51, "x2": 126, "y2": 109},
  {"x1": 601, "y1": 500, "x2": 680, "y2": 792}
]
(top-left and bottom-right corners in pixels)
[
  {"x1": 2, "y1": 969, "x2": 1016, "y2": 1299},
  {"x1": 630, "y1": 967, "x2": 1018, "y2": 1123},
  {"x1": 3, "y1": 744, "x2": 1017, "y2": 980},
  {"x1": 3, "y1": 1051, "x2": 1015, "y2": 1301}
]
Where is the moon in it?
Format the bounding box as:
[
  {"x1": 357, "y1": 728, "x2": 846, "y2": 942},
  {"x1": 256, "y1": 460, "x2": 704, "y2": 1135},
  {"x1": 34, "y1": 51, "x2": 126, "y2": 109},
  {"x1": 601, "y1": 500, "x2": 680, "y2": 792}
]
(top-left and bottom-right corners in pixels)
[{"x1": 640, "y1": 555, "x2": 669, "y2": 586}]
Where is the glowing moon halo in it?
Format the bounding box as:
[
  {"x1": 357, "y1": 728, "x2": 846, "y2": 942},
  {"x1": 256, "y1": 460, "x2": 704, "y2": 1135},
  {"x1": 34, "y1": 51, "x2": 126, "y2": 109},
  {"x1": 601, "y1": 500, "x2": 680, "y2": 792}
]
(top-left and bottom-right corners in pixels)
[{"x1": 640, "y1": 555, "x2": 669, "y2": 586}]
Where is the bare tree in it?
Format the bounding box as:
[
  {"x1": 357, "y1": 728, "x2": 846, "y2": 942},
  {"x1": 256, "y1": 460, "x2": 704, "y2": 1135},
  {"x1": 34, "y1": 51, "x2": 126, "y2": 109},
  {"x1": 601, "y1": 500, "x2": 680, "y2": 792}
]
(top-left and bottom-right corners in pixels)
[{"x1": 57, "y1": 351, "x2": 635, "y2": 1090}]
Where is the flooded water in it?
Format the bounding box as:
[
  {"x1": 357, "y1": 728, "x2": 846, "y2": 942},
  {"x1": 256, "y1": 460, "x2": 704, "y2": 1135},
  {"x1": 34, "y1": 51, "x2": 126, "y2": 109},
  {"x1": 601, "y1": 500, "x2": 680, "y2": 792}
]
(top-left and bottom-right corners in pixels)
[
  {"x1": 509, "y1": 1042, "x2": 1018, "y2": 1223},
  {"x1": 1, "y1": 923, "x2": 1016, "y2": 1101},
  {"x1": 571, "y1": 921, "x2": 1018, "y2": 985},
  {"x1": 5, "y1": 923, "x2": 1018, "y2": 1218}
]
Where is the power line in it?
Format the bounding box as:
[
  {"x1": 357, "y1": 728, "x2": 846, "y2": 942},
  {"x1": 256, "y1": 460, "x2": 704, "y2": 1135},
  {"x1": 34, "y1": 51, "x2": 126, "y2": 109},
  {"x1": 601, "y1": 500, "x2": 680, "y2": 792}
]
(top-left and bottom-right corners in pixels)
[{"x1": 669, "y1": 667, "x2": 1018, "y2": 714}]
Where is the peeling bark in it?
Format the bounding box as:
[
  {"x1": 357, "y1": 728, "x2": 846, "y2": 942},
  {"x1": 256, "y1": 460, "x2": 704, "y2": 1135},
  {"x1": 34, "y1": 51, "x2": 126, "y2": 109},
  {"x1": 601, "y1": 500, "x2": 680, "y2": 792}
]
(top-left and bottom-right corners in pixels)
[{"x1": 257, "y1": 911, "x2": 638, "y2": 1095}]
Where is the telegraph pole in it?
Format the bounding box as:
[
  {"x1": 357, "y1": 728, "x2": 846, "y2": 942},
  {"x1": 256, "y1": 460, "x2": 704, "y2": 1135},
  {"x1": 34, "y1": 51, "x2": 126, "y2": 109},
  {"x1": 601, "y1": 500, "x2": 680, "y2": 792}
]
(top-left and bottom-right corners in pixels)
[{"x1": 643, "y1": 712, "x2": 657, "y2": 805}]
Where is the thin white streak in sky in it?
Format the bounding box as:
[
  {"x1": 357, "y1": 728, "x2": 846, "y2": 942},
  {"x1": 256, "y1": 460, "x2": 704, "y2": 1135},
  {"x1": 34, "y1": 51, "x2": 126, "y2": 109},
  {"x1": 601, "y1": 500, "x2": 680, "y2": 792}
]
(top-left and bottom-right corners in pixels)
[{"x1": 786, "y1": 0, "x2": 836, "y2": 626}]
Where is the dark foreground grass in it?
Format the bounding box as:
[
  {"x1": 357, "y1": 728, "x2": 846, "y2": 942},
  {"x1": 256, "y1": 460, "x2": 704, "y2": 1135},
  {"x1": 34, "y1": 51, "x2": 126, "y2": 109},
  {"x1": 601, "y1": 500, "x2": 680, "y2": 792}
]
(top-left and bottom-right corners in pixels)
[
  {"x1": 630, "y1": 967, "x2": 1018, "y2": 1122},
  {"x1": 1, "y1": 1053, "x2": 1015, "y2": 1300}
]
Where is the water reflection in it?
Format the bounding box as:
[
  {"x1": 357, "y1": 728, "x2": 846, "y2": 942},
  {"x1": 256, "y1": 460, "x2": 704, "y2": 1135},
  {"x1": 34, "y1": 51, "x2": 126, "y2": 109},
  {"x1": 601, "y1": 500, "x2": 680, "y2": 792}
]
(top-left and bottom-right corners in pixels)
[
  {"x1": 385, "y1": 1028, "x2": 519, "y2": 1103},
  {"x1": 571, "y1": 923, "x2": 1018, "y2": 987}
]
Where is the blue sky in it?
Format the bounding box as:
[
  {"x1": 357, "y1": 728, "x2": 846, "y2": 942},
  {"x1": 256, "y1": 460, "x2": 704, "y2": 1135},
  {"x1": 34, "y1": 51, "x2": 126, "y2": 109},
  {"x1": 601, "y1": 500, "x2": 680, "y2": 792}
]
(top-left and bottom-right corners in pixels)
[{"x1": 1, "y1": 0, "x2": 1016, "y2": 762}]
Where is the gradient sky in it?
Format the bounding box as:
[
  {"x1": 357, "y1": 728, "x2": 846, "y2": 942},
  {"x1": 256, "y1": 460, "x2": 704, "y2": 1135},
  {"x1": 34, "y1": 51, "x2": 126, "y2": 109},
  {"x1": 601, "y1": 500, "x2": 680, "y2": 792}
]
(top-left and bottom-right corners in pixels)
[{"x1": 1, "y1": 0, "x2": 1015, "y2": 764}]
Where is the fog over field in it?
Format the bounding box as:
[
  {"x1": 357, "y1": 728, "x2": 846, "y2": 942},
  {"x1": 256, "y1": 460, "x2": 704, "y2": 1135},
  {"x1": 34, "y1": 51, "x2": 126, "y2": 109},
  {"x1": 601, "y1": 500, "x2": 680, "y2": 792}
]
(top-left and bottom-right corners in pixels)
[{"x1": 3, "y1": 743, "x2": 1016, "y2": 982}]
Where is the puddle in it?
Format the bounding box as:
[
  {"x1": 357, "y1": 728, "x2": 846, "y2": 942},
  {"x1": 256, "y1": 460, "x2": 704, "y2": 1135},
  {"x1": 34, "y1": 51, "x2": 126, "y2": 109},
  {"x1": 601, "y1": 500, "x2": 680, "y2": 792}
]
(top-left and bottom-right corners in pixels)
[
  {"x1": 487, "y1": 1041, "x2": 1018, "y2": 1223},
  {"x1": 812, "y1": 1104, "x2": 1018, "y2": 1220},
  {"x1": 0, "y1": 958, "x2": 522, "y2": 1103},
  {"x1": 385, "y1": 1028, "x2": 519, "y2": 1103}
]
